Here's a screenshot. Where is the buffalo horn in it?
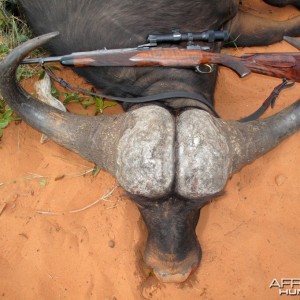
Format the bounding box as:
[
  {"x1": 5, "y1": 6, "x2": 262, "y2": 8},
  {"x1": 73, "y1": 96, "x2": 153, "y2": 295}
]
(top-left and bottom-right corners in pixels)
[
  {"x1": 220, "y1": 101, "x2": 300, "y2": 173},
  {"x1": 0, "y1": 32, "x2": 129, "y2": 174},
  {"x1": 284, "y1": 36, "x2": 300, "y2": 50}
]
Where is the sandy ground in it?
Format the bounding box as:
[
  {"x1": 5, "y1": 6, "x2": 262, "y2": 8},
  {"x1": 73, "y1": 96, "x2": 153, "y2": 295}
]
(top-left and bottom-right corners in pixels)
[{"x1": 1, "y1": 1, "x2": 300, "y2": 299}]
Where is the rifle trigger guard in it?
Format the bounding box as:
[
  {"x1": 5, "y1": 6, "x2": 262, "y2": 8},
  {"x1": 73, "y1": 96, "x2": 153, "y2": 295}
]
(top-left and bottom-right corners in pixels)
[{"x1": 195, "y1": 64, "x2": 213, "y2": 74}]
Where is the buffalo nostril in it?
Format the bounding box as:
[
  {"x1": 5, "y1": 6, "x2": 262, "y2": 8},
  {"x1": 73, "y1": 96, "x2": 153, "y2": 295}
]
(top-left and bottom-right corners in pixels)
[
  {"x1": 151, "y1": 258, "x2": 200, "y2": 283},
  {"x1": 144, "y1": 247, "x2": 201, "y2": 282},
  {"x1": 153, "y1": 266, "x2": 194, "y2": 283}
]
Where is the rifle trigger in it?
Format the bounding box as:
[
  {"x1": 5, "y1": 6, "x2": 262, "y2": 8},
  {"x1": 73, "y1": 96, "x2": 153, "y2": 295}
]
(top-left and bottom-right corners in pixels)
[{"x1": 195, "y1": 64, "x2": 213, "y2": 74}]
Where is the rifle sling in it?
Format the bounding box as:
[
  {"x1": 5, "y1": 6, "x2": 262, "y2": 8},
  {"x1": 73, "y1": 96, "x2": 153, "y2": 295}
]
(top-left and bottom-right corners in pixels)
[
  {"x1": 239, "y1": 79, "x2": 295, "y2": 122},
  {"x1": 43, "y1": 65, "x2": 219, "y2": 117},
  {"x1": 43, "y1": 65, "x2": 294, "y2": 122}
]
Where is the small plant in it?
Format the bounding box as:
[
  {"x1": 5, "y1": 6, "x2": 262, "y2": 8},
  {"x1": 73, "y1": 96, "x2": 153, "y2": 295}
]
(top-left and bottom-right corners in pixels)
[
  {"x1": 92, "y1": 165, "x2": 101, "y2": 177},
  {"x1": 62, "y1": 91, "x2": 117, "y2": 115},
  {"x1": 51, "y1": 86, "x2": 60, "y2": 99},
  {"x1": 83, "y1": 95, "x2": 117, "y2": 115},
  {"x1": 63, "y1": 91, "x2": 87, "y2": 105},
  {"x1": 0, "y1": 96, "x2": 20, "y2": 138}
]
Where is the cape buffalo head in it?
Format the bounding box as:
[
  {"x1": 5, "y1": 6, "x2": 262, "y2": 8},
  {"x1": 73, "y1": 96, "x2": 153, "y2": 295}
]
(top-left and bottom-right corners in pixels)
[{"x1": 1, "y1": 33, "x2": 300, "y2": 282}]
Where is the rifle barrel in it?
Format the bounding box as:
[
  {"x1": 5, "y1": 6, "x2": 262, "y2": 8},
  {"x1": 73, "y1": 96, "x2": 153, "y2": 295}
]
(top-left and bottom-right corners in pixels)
[{"x1": 22, "y1": 56, "x2": 63, "y2": 64}]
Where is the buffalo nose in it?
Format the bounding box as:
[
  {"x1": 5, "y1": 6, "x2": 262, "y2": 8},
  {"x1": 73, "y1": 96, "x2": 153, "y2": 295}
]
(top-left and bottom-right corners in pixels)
[
  {"x1": 153, "y1": 266, "x2": 194, "y2": 283},
  {"x1": 144, "y1": 248, "x2": 201, "y2": 283},
  {"x1": 149, "y1": 256, "x2": 200, "y2": 283}
]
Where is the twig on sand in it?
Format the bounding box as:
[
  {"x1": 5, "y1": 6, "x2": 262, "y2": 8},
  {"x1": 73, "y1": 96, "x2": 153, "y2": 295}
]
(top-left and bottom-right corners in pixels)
[
  {"x1": 52, "y1": 155, "x2": 92, "y2": 168},
  {"x1": 0, "y1": 202, "x2": 7, "y2": 216},
  {"x1": 0, "y1": 167, "x2": 94, "y2": 187},
  {"x1": 36, "y1": 184, "x2": 119, "y2": 215},
  {"x1": 63, "y1": 168, "x2": 94, "y2": 178},
  {"x1": 69, "y1": 185, "x2": 118, "y2": 213},
  {"x1": 0, "y1": 173, "x2": 46, "y2": 187}
]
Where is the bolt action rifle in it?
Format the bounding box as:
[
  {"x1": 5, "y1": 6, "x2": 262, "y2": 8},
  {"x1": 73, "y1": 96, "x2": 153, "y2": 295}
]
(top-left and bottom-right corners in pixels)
[{"x1": 21, "y1": 31, "x2": 300, "y2": 83}]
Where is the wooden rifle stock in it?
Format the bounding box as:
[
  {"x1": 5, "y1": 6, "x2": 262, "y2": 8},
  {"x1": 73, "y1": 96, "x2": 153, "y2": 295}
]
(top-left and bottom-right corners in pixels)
[
  {"x1": 22, "y1": 47, "x2": 300, "y2": 82},
  {"x1": 240, "y1": 52, "x2": 300, "y2": 82}
]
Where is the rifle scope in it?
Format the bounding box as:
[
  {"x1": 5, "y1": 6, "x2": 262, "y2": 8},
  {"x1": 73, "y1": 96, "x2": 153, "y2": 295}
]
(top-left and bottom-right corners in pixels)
[{"x1": 147, "y1": 30, "x2": 229, "y2": 44}]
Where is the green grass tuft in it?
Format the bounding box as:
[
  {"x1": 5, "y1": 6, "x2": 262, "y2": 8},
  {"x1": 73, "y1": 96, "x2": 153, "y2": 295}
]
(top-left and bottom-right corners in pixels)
[
  {"x1": 0, "y1": 0, "x2": 31, "y2": 56},
  {"x1": 0, "y1": 0, "x2": 34, "y2": 138}
]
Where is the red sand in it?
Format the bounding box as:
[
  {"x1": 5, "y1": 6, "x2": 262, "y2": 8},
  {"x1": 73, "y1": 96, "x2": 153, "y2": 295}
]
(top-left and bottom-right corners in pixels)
[{"x1": 0, "y1": 1, "x2": 300, "y2": 299}]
